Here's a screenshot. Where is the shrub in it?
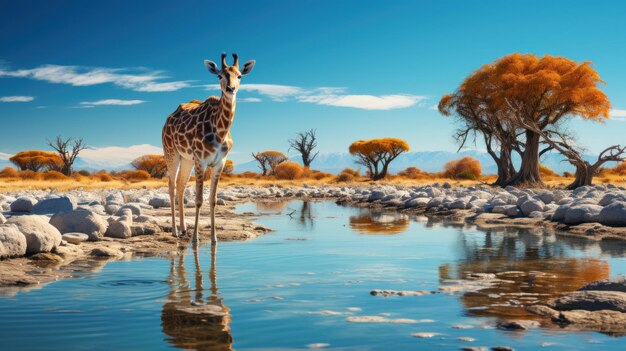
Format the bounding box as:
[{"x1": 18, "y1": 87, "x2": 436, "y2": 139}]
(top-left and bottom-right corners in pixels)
[
  {"x1": 610, "y1": 161, "x2": 626, "y2": 176},
  {"x1": 341, "y1": 168, "x2": 360, "y2": 177},
  {"x1": 98, "y1": 173, "x2": 113, "y2": 182},
  {"x1": 274, "y1": 161, "x2": 304, "y2": 180},
  {"x1": 42, "y1": 170, "x2": 68, "y2": 180},
  {"x1": 238, "y1": 171, "x2": 261, "y2": 179},
  {"x1": 312, "y1": 172, "x2": 330, "y2": 180},
  {"x1": 0, "y1": 167, "x2": 19, "y2": 178},
  {"x1": 442, "y1": 157, "x2": 482, "y2": 180},
  {"x1": 398, "y1": 166, "x2": 427, "y2": 179},
  {"x1": 336, "y1": 173, "x2": 355, "y2": 182},
  {"x1": 563, "y1": 171, "x2": 573, "y2": 177},
  {"x1": 77, "y1": 169, "x2": 91, "y2": 176},
  {"x1": 539, "y1": 164, "x2": 558, "y2": 177},
  {"x1": 18, "y1": 170, "x2": 41, "y2": 180},
  {"x1": 120, "y1": 170, "x2": 151, "y2": 182}
]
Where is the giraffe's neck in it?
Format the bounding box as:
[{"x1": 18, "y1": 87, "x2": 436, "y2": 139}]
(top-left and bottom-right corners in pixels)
[{"x1": 215, "y1": 92, "x2": 236, "y2": 140}]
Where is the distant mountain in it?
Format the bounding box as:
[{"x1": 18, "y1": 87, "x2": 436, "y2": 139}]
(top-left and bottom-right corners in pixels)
[
  {"x1": 235, "y1": 150, "x2": 620, "y2": 175},
  {"x1": 2, "y1": 150, "x2": 619, "y2": 175}
]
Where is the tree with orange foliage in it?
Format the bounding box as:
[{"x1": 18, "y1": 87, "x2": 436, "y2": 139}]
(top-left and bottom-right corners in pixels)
[
  {"x1": 473, "y1": 54, "x2": 609, "y2": 186},
  {"x1": 349, "y1": 138, "x2": 409, "y2": 180},
  {"x1": 443, "y1": 156, "x2": 482, "y2": 180},
  {"x1": 9, "y1": 150, "x2": 63, "y2": 172},
  {"x1": 131, "y1": 154, "x2": 168, "y2": 178},
  {"x1": 251, "y1": 151, "x2": 287, "y2": 176},
  {"x1": 223, "y1": 159, "x2": 234, "y2": 175}
]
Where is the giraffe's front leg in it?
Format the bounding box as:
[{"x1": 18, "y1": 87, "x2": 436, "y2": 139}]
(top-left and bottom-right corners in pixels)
[{"x1": 208, "y1": 160, "x2": 225, "y2": 245}]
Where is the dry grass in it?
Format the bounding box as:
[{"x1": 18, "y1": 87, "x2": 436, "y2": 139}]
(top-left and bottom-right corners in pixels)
[{"x1": 2, "y1": 170, "x2": 626, "y2": 193}]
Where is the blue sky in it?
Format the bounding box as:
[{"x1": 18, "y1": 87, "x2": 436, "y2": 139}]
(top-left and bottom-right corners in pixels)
[{"x1": 1, "y1": 0, "x2": 625, "y2": 168}]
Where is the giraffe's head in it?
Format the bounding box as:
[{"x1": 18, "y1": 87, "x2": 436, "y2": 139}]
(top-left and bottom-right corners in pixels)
[{"x1": 204, "y1": 53, "x2": 255, "y2": 96}]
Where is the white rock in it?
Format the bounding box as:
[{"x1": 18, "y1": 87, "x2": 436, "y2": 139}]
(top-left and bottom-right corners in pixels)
[
  {"x1": 0, "y1": 224, "x2": 27, "y2": 258},
  {"x1": 32, "y1": 196, "x2": 76, "y2": 215},
  {"x1": 49, "y1": 208, "x2": 108, "y2": 241},
  {"x1": 62, "y1": 232, "x2": 89, "y2": 244},
  {"x1": 7, "y1": 215, "x2": 62, "y2": 254},
  {"x1": 599, "y1": 201, "x2": 626, "y2": 226}
]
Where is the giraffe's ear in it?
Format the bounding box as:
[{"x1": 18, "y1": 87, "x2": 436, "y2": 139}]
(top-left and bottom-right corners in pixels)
[
  {"x1": 204, "y1": 60, "x2": 220, "y2": 75},
  {"x1": 241, "y1": 60, "x2": 256, "y2": 75}
]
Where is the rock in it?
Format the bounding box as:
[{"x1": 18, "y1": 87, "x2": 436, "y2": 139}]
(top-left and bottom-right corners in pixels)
[
  {"x1": 90, "y1": 246, "x2": 123, "y2": 257},
  {"x1": 551, "y1": 205, "x2": 569, "y2": 222},
  {"x1": 105, "y1": 204, "x2": 121, "y2": 215},
  {"x1": 563, "y1": 204, "x2": 603, "y2": 225},
  {"x1": 148, "y1": 197, "x2": 170, "y2": 209},
  {"x1": 411, "y1": 332, "x2": 439, "y2": 338},
  {"x1": 496, "y1": 320, "x2": 540, "y2": 330},
  {"x1": 131, "y1": 223, "x2": 159, "y2": 236},
  {"x1": 405, "y1": 197, "x2": 430, "y2": 208},
  {"x1": 116, "y1": 203, "x2": 142, "y2": 216},
  {"x1": 217, "y1": 198, "x2": 226, "y2": 206},
  {"x1": 555, "y1": 309, "x2": 626, "y2": 330},
  {"x1": 62, "y1": 233, "x2": 89, "y2": 245},
  {"x1": 548, "y1": 291, "x2": 626, "y2": 312},
  {"x1": 30, "y1": 252, "x2": 63, "y2": 262},
  {"x1": 0, "y1": 224, "x2": 27, "y2": 258},
  {"x1": 578, "y1": 278, "x2": 626, "y2": 293},
  {"x1": 599, "y1": 201, "x2": 626, "y2": 226},
  {"x1": 0, "y1": 213, "x2": 5, "y2": 224},
  {"x1": 49, "y1": 208, "x2": 108, "y2": 241},
  {"x1": 505, "y1": 206, "x2": 521, "y2": 217},
  {"x1": 537, "y1": 192, "x2": 555, "y2": 204},
  {"x1": 525, "y1": 305, "x2": 559, "y2": 319},
  {"x1": 6, "y1": 215, "x2": 62, "y2": 254},
  {"x1": 370, "y1": 289, "x2": 435, "y2": 297},
  {"x1": 368, "y1": 190, "x2": 386, "y2": 202},
  {"x1": 520, "y1": 199, "x2": 544, "y2": 216},
  {"x1": 599, "y1": 193, "x2": 626, "y2": 206},
  {"x1": 31, "y1": 196, "x2": 76, "y2": 215},
  {"x1": 491, "y1": 347, "x2": 514, "y2": 351},
  {"x1": 460, "y1": 347, "x2": 487, "y2": 351},
  {"x1": 10, "y1": 197, "x2": 38, "y2": 213},
  {"x1": 105, "y1": 218, "x2": 132, "y2": 239}
]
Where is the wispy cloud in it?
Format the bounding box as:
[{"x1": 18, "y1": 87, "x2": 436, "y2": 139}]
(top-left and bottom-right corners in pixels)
[
  {"x1": 79, "y1": 144, "x2": 162, "y2": 168},
  {"x1": 610, "y1": 109, "x2": 626, "y2": 121},
  {"x1": 0, "y1": 95, "x2": 34, "y2": 102},
  {"x1": 0, "y1": 152, "x2": 12, "y2": 161},
  {"x1": 240, "y1": 97, "x2": 262, "y2": 103},
  {"x1": 0, "y1": 64, "x2": 192, "y2": 92},
  {"x1": 206, "y1": 84, "x2": 426, "y2": 110},
  {"x1": 79, "y1": 99, "x2": 146, "y2": 108}
]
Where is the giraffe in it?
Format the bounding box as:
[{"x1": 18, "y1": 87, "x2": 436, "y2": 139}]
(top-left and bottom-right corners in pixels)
[{"x1": 162, "y1": 53, "x2": 255, "y2": 244}]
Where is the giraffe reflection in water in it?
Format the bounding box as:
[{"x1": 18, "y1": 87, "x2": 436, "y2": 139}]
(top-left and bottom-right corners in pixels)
[
  {"x1": 439, "y1": 227, "x2": 610, "y2": 321},
  {"x1": 161, "y1": 244, "x2": 232, "y2": 351}
]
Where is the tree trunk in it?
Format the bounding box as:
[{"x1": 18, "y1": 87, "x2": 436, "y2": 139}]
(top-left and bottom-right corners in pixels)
[
  {"x1": 567, "y1": 163, "x2": 594, "y2": 189},
  {"x1": 493, "y1": 145, "x2": 515, "y2": 186},
  {"x1": 376, "y1": 162, "x2": 390, "y2": 180},
  {"x1": 508, "y1": 130, "x2": 543, "y2": 187}
]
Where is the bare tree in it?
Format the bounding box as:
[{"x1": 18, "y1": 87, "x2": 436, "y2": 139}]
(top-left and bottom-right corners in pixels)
[
  {"x1": 251, "y1": 151, "x2": 287, "y2": 176},
  {"x1": 288, "y1": 129, "x2": 319, "y2": 168},
  {"x1": 47, "y1": 136, "x2": 88, "y2": 176},
  {"x1": 508, "y1": 115, "x2": 626, "y2": 189}
]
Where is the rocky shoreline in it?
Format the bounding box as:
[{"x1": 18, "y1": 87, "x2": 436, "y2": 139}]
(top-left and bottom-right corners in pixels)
[{"x1": 2, "y1": 182, "x2": 626, "y2": 333}]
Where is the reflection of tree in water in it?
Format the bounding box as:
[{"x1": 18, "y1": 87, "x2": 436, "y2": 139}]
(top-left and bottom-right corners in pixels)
[
  {"x1": 161, "y1": 244, "x2": 233, "y2": 351},
  {"x1": 297, "y1": 201, "x2": 314, "y2": 229},
  {"x1": 439, "y1": 228, "x2": 610, "y2": 320},
  {"x1": 349, "y1": 210, "x2": 409, "y2": 235},
  {"x1": 255, "y1": 201, "x2": 287, "y2": 212}
]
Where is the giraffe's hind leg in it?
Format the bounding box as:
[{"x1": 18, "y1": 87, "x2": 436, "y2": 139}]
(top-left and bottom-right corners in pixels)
[
  {"x1": 165, "y1": 153, "x2": 181, "y2": 237},
  {"x1": 176, "y1": 158, "x2": 194, "y2": 235}
]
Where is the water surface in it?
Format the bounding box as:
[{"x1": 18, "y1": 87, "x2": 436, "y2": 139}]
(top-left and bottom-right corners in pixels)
[{"x1": 2, "y1": 200, "x2": 626, "y2": 350}]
